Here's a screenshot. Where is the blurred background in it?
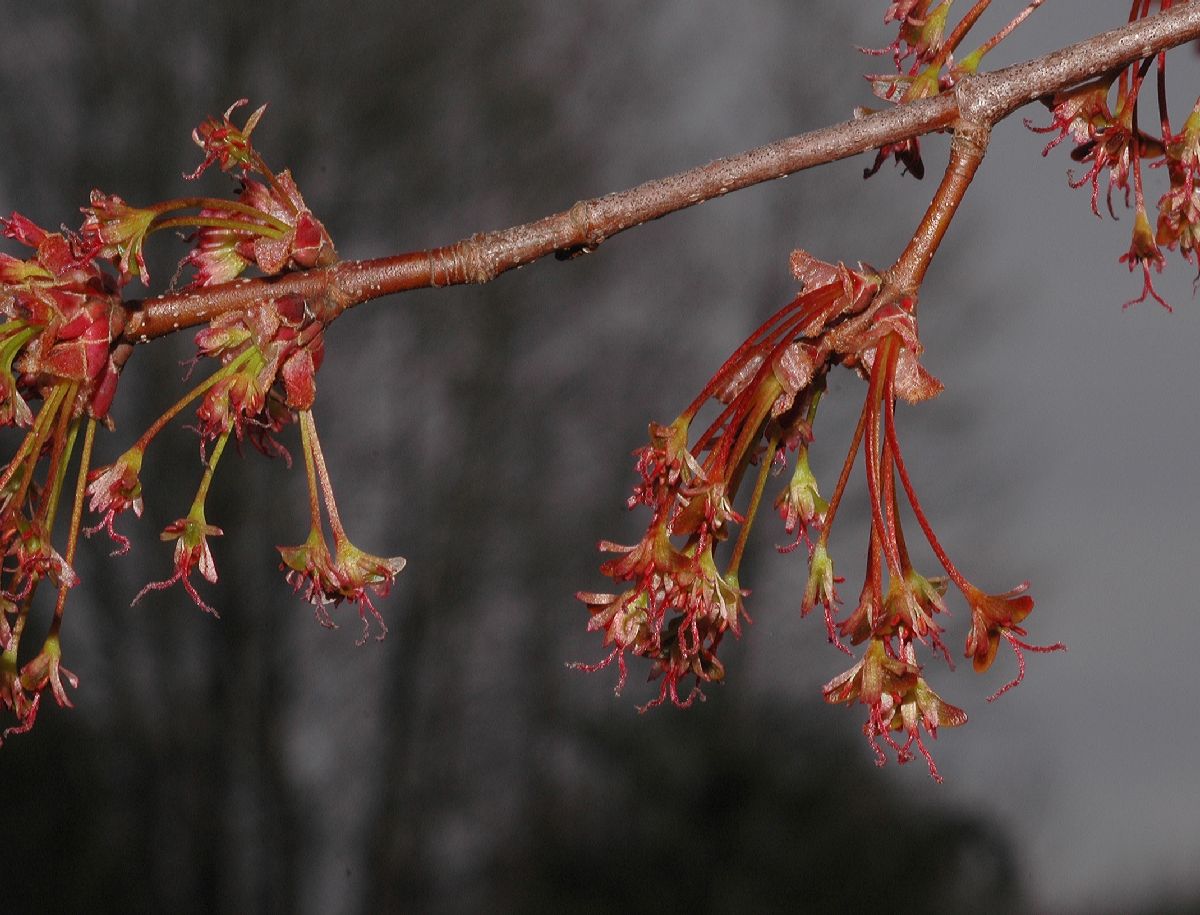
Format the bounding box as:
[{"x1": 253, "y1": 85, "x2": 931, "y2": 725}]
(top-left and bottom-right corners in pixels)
[{"x1": 2, "y1": 2, "x2": 1198, "y2": 912}]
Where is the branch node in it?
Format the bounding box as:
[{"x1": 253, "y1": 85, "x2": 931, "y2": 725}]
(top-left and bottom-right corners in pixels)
[
  {"x1": 569, "y1": 199, "x2": 598, "y2": 244},
  {"x1": 556, "y1": 200, "x2": 603, "y2": 260},
  {"x1": 953, "y1": 75, "x2": 999, "y2": 137},
  {"x1": 428, "y1": 238, "x2": 493, "y2": 286},
  {"x1": 950, "y1": 118, "x2": 992, "y2": 162}
]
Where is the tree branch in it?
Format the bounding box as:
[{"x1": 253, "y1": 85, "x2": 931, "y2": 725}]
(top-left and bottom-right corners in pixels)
[{"x1": 122, "y1": 3, "x2": 1200, "y2": 344}]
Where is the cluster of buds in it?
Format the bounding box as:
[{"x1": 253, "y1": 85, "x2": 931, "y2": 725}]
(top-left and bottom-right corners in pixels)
[
  {"x1": 2, "y1": 101, "x2": 404, "y2": 743},
  {"x1": 1028, "y1": 0, "x2": 1200, "y2": 309},
  {"x1": 576, "y1": 250, "x2": 1064, "y2": 780},
  {"x1": 862, "y1": 1, "x2": 1047, "y2": 179}
]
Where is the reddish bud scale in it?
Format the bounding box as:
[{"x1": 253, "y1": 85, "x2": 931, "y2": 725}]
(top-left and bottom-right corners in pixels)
[{"x1": 1, "y1": 214, "x2": 124, "y2": 420}]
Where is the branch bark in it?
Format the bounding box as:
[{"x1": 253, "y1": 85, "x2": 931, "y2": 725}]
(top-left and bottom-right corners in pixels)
[{"x1": 122, "y1": 3, "x2": 1200, "y2": 344}]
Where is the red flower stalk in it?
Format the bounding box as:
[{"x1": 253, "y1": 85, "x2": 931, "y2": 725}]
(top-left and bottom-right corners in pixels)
[
  {"x1": 835, "y1": 530, "x2": 887, "y2": 647},
  {"x1": 82, "y1": 311, "x2": 298, "y2": 568},
  {"x1": 882, "y1": 377, "x2": 1065, "y2": 700},
  {"x1": 0, "y1": 368, "x2": 97, "y2": 741},
  {"x1": 576, "y1": 249, "x2": 1063, "y2": 776},
  {"x1": 0, "y1": 330, "x2": 96, "y2": 724},
  {"x1": 803, "y1": 308, "x2": 942, "y2": 659}
]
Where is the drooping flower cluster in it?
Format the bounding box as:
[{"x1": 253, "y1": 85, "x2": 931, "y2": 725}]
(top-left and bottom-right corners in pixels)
[
  {"x1": 2, "y1": 101, "x2": 404, "y2": 743},
  {"x1": 1028, "y1": 1, "x2": 1200, "y2": 310},
  {"x1": 576, "y1": 250, "x2": 1064, "y2": 780},
  {"x1": 575, "y1": 253, "x2": 877, "y2": 710},
  {"x1": 807, "y1": 311, "x2": 1063, "y2": 781},
  {"x1": 85, "y1": 101, "x2": 401, "y2": 627}
]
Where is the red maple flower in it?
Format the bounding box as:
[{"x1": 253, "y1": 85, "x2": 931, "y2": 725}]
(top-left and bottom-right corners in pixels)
[
  {"x1": 963, "y1": 583, "x2": 1065, "y2": 700},
  {"x1": 84, "y1": 447, "x2": 145, "y2": 555},
  {"x1": 19, "y1": 635, "x2": 78, "y2": 710},
  {"x1": 824, "y1": 638, "x2": 965, "y2": 782},
  {"x1": 186, "y1": 98, "x2": 268, "y2": 180},
  {"x1": 279, "y1": 528, "x2": 406, "y2": 644},
  {"x1": 133, "y1": 514, "x2": 225, "y2": 617},
  {"x1": 80, "y1": 190, "x2": 157, "y2": 286},
  {"x1": 1120, "y1": 207, "x2": 1171, "y2": 310}
]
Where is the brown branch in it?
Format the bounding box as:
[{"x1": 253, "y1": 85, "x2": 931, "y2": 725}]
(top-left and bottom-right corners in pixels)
[
  {"x1": 886, "y1": 119, "x2": 992, "y2": 293},
  {"x1": 123, "y1": 2, "x2": 1200, "y2": 344}
]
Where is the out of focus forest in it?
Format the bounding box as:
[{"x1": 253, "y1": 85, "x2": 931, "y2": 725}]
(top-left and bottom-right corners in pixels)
[{"x1": 2, "y1": 3, "x2": 1199, "y2": 913}]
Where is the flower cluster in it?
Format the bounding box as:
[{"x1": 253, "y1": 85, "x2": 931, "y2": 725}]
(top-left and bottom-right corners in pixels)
[
  {"x1": 2, "y1": 101, "x2": 403, "y2": 743},
  {"x1": 1028, "y1": 1, "x2": 1200, "y2": 310},
  {"x1": 810, "y1": 313, "x2": 1063, "y2": 781},
  {"x1": 180, "y1": 101, "x2": 335, "y2": 287},
  {"x1": 862, "y1": 1, "x2": 1048, "y2": 180},
  {"x1": 576, "y1": 250, "x2": 1064, "y2": 780},
  {"x1": 277, "y1": 410, "x2": 405, "y2": 645},
  {"x1": 80, "y1": 99, "x2": 337, "y2": 293},
  {"x1": 575, "y1": 252, "x2": 877, "y2": 709}
]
